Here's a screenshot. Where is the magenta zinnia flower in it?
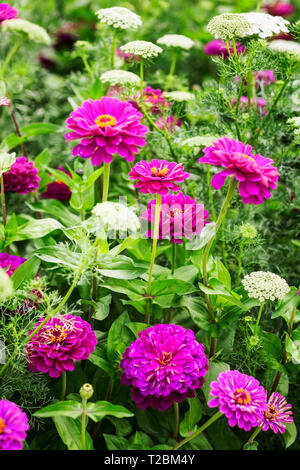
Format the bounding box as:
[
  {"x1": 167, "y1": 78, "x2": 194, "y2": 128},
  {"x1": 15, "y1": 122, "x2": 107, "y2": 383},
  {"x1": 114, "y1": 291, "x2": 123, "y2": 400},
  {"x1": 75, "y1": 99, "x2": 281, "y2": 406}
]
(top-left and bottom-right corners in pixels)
[
  {"x1": 264, "y1": 2, "x2": 294, "y2": 17},
  {"x1": 235, "y1": 70, "x2": 276, "y2": 88},
  {"x1": 0, "y1": 3, "x2": 18, "y2": 24},
  {"x1": 0, "y1": 96, "x2": 10, "y2": 106},
  {"x1": 65, "y1": 97, "x2": 148, "y2": 165},
  {"x1": 129, "y1": 159, "x2": 190, "y2": 195},
  {"x1": 208, "y1": 370, "x2": 268, "y2": 431},
  {"x1": 120, "y1": 324, "x2": 208, "y2": 411},
  {"x1": 199, "y1": 137, "x2": 279, "y2": 204},
  {"x1": 204, "y1": 39, "x2": 246, "y2": 58},
  {"x1": 155, "y1": 115, "x2": 182, "y2": 132},
  {"x1": 259, "y1": 392, "x2": 293, "y2": 434},
  {"x1": 141, "y1": 86, "x2": 167, "y2": 113},
  {"x1": 0, "y1": 400, "x2": 29, "y2": 450},
  {"x1": 142, "y1": 192, "x2": 210, "y2": 244},
  {"x1": 116, "y1": 48, "x2": 141, "y2": 62},
  {"x1": 3, "y1": 156, "x2": 40, "y2": 195},
  {"x1": 232, "y1": 96, "x2": 267, "y2": 116},
  {"x1": 24, "y1": 314, "x2": 97, "y2": 378},
  {"x1": 0, "y1": 253, "x2": 26, "y2": 277},
  {"x1": 40, "y1": 166, "x2": 72, "y2": 201}
]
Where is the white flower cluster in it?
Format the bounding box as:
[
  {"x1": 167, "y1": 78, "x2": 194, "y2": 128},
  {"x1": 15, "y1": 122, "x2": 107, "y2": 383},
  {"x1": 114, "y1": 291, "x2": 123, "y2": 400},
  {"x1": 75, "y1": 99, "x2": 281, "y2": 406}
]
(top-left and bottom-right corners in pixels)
[
  {"x1": 2, "y1": 19, "x2": 51, "y2": 44},
  {"x1": 0, "y1": 268, "x2": 13, "y2": 300},
  {"x1": 242, "y1": 12, "x2": 290, "y2": 39},
  {"x1": 287, "y1": 116, "x2": 300, "y2": 134},
  {"x1": 100, "y1": 69, "x2": 140, "y2": 87},
  {"x1": 181, "y1": 135, "x2": 220, "y2": 147},
  {"x1": 120, "y1": 40, "x2": 162, "y2": 59},
  {"x1": 242, "y1": 271, "x2": 290, "y2": 302},
  {"x1": 269, "y1": 40, "x2": 300, "y2": 60},
  {"x1": 207, "y1": 13, "x2": 251, "y2": 40},
  {"x1": 163, "y1": 91, "x2": 195, "y2": 102},
  {"x1": 95, "y1": 7, "x2": 142, "y2": 30},
  {"x1": 157, "y1": 34, "x2": 195, "y2": 50},
  {"x1": 92, "y1": 202, "x2": 140, "y2": 234}
]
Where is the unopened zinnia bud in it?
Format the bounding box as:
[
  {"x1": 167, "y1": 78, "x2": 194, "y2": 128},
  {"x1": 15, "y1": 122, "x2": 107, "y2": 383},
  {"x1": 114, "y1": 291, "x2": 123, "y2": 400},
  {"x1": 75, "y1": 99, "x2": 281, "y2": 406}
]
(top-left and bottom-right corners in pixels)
[{"x1": 80, "y1": 383, "x2": 94, "y2": 400}]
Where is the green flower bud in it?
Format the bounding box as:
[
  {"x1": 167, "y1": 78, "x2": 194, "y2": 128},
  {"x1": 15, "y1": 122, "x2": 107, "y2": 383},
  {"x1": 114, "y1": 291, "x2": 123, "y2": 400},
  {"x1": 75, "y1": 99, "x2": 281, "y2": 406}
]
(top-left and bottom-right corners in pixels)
[
  {"x1": 80, "y1": 383, "x2": 94, "y2": 400},
  {"x1": 240, "y1": 223, "x2": 258, "y2": 240}
]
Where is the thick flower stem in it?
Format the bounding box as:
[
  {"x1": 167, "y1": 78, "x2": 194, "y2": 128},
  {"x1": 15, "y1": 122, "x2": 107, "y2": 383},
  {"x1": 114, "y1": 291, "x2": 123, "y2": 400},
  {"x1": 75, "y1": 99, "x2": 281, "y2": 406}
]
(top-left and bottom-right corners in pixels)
[
  {"x1": 0, "y1": 173, "x2": 7, "y2": 227},
  {"x1": 254, "y1": 301, "x2": 264, "y2": 336},
  {"x1": 102, "y1": 162, "x2": 111, "y2": 202},
  {"x1": 60, "y1": 372, "x2": 67, "y2": 401},
  {"x1": 139, "y1": 59, "x2": 144, "y2": 105},
  {"x1": 169, "y1": 51, "x2": 177, "y2": 77},
  {"x1": 173, "y1": 402, "x2": 179, "y2": 440},
  {"x1": 206, "y1": 166, "x2": 216, "y2": 221},
  {"x1": 172, "y1": 411, "x2": 222, "y2": 450},
  {"x1": 145, "y1": 193, "x2": 162, "y2": 324},
  {"x1": 81, "y1": 398, "x2": 87, "y2": 450},
  {"x1": 237, "y1": 239, "x2": 244, "y2": 285},
  {"x1": 81, "y1": 53, "x2": 94, "y2": 82},
  {"x1": 141, "y1": 105, "x2": 176, "y2": 158},
  {"x1": 111, "y1": 30, "x2": 117, "y2": 68},
  {"x1": 171, "y1": 243, "x2": 176, "y2": 275},
  {"x1": 242, "y1": 425, "x2": 262, "y2": 449}
]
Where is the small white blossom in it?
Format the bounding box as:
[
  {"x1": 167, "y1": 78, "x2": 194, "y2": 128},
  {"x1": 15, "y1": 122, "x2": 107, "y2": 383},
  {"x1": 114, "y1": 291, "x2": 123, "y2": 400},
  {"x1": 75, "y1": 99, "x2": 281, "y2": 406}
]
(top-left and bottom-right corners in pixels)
[
  {"x1": 157, "y1": 34, "x2": 195, "y2": 50},
  {"x1": 269, "y1": 40, "x2": 300, "y2": 60},
  {"x1": 207, "y1": 13, "x2": 252, "y2": 40},
  {"x1": 120, "y1": 41, "x2": 162, "y2": 59},
  {"x1": 287, "y1": 116, "x2": 300, "y2": 134},
  {"x1": 0, "y1": 268, "x2": 13, "y2": 300},
  {"x1": 163, "y1": 91, "x2": 195, "y2": 102},
  {"x1": 2, "y1": 19, "x2": 51, "y2": 44},
  {"x1": 95, "y1": 7, "x2": 142, "y2": 30},
  {"x1": 241, "y1": 12, "x2": 290, "y2": 39},
  {"x1": 181, "y1": 135, "x2": 220, "y2": 147},
  {"x1": 91, "y1": 202, "x2": 140, "y2": 234},
  {"x1": 100, "y1": 69, "x2": 140, "y2": 87},
  {"x1": 242, "y1": 271, "x2": 290, "y2": 302}
]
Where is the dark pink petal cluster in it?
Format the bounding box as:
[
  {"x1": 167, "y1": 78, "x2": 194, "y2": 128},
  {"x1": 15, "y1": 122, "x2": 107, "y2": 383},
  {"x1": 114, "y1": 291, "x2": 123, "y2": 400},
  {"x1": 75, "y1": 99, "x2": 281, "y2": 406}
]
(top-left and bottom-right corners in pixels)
[
  {"x1": 120, "y1": 324, "x2": 209, "y2": 411},
  {"x1": 155, "y1": 115, "x2": 182, "y2": 132},
  {"x1": 141, "y1": 86, "x2": 168, "y2": 113},
  {"x1": 0, "y1": 96, "x2": 10, "y2": 106},
  {"x1": 208, "y1": 369, "x2": 268, "y2": 431},
  {"x1": 40, "y1": 166, "x2": 72, "y2": 201},
  {"x1": 199, "y1": 137, "x2": 279, "y2": 204},
  {"x1": 0, "y1": 399, "x2": 29, "y2": 450},
  {"x1": 129, "y1": 159, "x2": 190, "y2": 195},
  {"x1": 142, "y1": 192, "x2": 210, "y2": 244},
  {"x1": 0, "y1": 3, "x2": 18, "y2": 24},
  {"x1": 259, "y1": 392, "x2": 293, "y2": 434},
  {"x1": 3, "y1": 156, "x2": 40, "y2": 195},
  {"x1": 204, "y1": 39, "x2": 246, "y2": 58},
  {"x1": 232, "y1": 96, "x2": 267, "y2": 115},
  {"x1": 116, "y1": 48, "x2": 141, "y2": 62},
  {"x1": 65, "y1": 97, "x2": 148, "y2": 165},
  {"x1": 0, "y1": 252, "x2": 26, "y2": 277},
  {"x1": 264, "y1": 2, "x2": 294, "y2": 17},
  {"x1": 24, "y1": 314, "x2": 97, "y2": 378},
  {"x1": 235, "y1": 70, "x2": 276, "y2": 88}
]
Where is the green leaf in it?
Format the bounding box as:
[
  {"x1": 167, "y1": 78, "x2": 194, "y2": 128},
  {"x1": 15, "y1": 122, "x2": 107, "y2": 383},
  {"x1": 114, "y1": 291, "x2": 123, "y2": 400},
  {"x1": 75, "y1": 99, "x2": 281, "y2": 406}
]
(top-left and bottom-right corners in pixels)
[
  {"x1": 0, "y1": 133, "x2": 26, "y2": 152},
  {"x1": 53, "y1": 416, "x2": 93, "y2": 450},
  {"x1": 125, "y1": 322, "x2": 149, "y2": 338},
  {"x1": 172, "y1": 264, "x2": 198, "y2": 283},
  {"x1": 103, "y1": 434, "x2": 130, "y2": 450},
  {"x1": 179, "y1": 397, "x2": 202, "y2": 438},
  {"x1": 284, "y1": 421, "x2": 297, "y2": 448},
  {"x1": 272, "y1": 287, "x2": 300, "y2": 321},
  {"x1": 97, "y1": 255, "x2": 147, "y2": 280},
  {"x1": 180, "y1": 296, "x2": 211, "y2": 331},
  {"x1": 88, "y1": 343, "x2": 114, "y2": 377},
  {"x1": 285, "y1": 335, "x2": 300, "y2": 364},
  {"x1": 21, "y1": 122, "x2": 60, "y2": 137},
  {"x1": 34, "y1": 401, "x2": 83, "y2": 419},
  {"x1": 10, "y1": 256, "x2": 41, "y2": 290},
  {"x1": 9, "y1": 218, "x2": 63, "y2": 242},
  {"x1": 86, "y1": 401, "x2": 134, "y2": 422},
  {"x1": 107, "y1": 311, "x2": 135, "y2": 363},
  {"x1": 185, "y1": 222, "x2": 216, "y2": 251},
  {"x1": 35, "y1": 245, "x2": 82, "y2": 270},
  {"x1": 26, "y1": 200, "x2": 80, "y2": 227},
  {"x1": 151, "y1": 279, "x2": 197, "y2": 297},
  {"x1": 202, "y1": 362, "x2": 230, "y2": 402},
  {"x1": 92, "y1": 294, "x2": 112, "y2": 321}
]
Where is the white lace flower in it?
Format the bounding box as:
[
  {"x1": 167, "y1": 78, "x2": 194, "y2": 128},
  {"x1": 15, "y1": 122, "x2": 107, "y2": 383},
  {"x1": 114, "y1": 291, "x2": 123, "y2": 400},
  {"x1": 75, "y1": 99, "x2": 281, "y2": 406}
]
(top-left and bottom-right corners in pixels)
[
  {"x1": 2, "y1": 19, "x2": 51, "y2": 44},
  {"x1": 287, "y1": 116, "x2": 300, "y2": 134},
  {"x1": 241, "y1": 12, "x2": 290, "y2": 39},
  {"x1": 163, "y1": 91, "x2": 195, "y2": 102},
  {"x1": 181, "y1": 135, "x2": 220, "y2": 147},
  {"x1": 157, "y1": 34, "x2": 194, "y2": 50},
  {"x1": 207, "y1": 13, "x2": 252, "y2": 40},
  {"x1": 100, "y1": 69, "x2": 140, "y2": 86},
  {"x1": 269, "y1": 40, "x2": 300, "y2": 60},
  {"x1": 95, "y1": 7, "x2": 142, "y2": 30},
  {"x1": 91, "y1": 202, "x2": 140, "y2": 234},
  {"x1": 242, "y1": 271, "x2": 290, "y2": 302},
  {"x1": 0, "y1": 268, "x2": 13, "y2": 300},
  {"x1": 120, "y1": 40, "x2": 162, "y2": 59}
]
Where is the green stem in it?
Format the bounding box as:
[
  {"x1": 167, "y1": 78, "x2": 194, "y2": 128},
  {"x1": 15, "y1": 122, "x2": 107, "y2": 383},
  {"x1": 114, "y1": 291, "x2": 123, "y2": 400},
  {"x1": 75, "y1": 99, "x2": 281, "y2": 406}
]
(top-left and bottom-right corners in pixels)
[
  {"x1": 207, "y1": 166, "x2": 216, "y2": 221},
  {"x1": 256, "y1": 0, "x2": 263, "y2": 11},
  {"x1": 169, "y1": 51, "x2": 177, "y2": 77},
  {"x1": 102, "y1": 162, "x2": 111, "y2": 202},
  {"x1": 2, "y1": 37, "x2": 24, "y2": 74},
  {"x1": 139, "y1": 59, "x2": 144, "y2": 106},
  {"x1": 0, "y1": 173, "x2": 7, "y2": 227},
  {"x1": 81, "y1": 398, "x2": 87, "y2": 450},
  {"x1": 141, "y1": 105, "x2": 176, "y2": 158},
  {"x1": 173, "y1": 402, "x2": 179, "y2": 440},
  {"x1": 172, "y1": 411, "x2": 222, "y2": 450},
  {"x1": 111, "y1": 30, "x2": 117, "y2": 68},
  {"x1": 254, "y1": 301, "x2": 264, "y2": 335},
  {"x1": 171, "y1": 243, "x2": 176, "y2": 275},
  {"x1": 242, "y1": 426, "x2": 262, "y2": 449},
  {"x1": 145, "y1": 193, "x2": 162, "y2": 324},
  {"x1": 81, "y1": 53, "x2": 94, "y2": 82},
  {"x1": 60, "y1": 372, "x2": 67, "y2": 401},
  {"x1": 237, "y1": 240, "x2": 244, "y2": 285}
]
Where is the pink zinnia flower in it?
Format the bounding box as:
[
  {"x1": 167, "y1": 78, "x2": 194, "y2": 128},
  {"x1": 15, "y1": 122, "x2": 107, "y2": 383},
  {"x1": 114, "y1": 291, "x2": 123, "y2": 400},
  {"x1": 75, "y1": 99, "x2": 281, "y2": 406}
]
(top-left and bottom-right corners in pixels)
[
  {"x1": 120, "y1": 324, "x2": 208, "y2": 411},
  {"x1": 235, "y1": 70, "x2": 276, "y2": 88},
  {"x1": 259, "y1": 392, "x2": 293, "y2": 434},
  {"x1": 141, "y1": 86, "x2": 167, "y2": 113},
  {"x1": 129, "y1": 159, "x2": 190, "y2": 195},
  {"x1": 3, "y1": 156, "x2": 40, "y2": 195},
  {"x1": 0, "y1": 3, "x2": 18, "y2": 24},
  {"x1": 199, "y1": 137, "x2": 279, "y2": 204},
  {"x1": 208, "y1": 369, "x2": 268, "y2": 431},
  {"x1": 0, "y1": 96, "x2": 10, "y2": 106},
  {"x1": 40, "y1": 166, "x2": 72, "y2": 201},
  {"x1": 232, "y1": 96, "x2": 267, "y2": 116},
  {"x1": 0, "y1": 400, "x2": 29, "y2": 450},
  {"x1": 116, "y1": 48, "x2": 141, "y2": 62},
  {"x1": 142, "y1": 192, "x2": 210, "y2": 244},
  {"x1": 24, "y1": 314, "x2": 97, "y2": 378},
  {"x1": 155, "y1": 115, "x2": 182, "y2": 132},
  {"x1": 264, "y1": 2, "x2": 294, "y2": 17},
  {"x1": 65, "y1": 97, "x2": 148, "y2": 165},
  {"x1": 204, "y1": 39, "x2": 246, "y2": 58},
  {"x1": 0, "y1": 252, "x2": 26, "y2": 277}
]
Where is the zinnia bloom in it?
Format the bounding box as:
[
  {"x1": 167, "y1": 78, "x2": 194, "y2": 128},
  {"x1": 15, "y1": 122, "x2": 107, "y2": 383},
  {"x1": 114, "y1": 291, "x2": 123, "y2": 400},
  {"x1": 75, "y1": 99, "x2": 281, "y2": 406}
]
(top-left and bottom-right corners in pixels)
[
  {"x1": 141, "y1": 86, "x2": 167, "y2": 113},
  {"x1": 155, "y1": 115, "x2": 182, "y2": 132},
  {"x1": 116, "y1": 47, "x2": 141, "y2": 62},
  {"x1": 3, "y1": 156, "x2": 40, "y2": 195},
  {"x1": 264, "y1": 2, "x2": 294, "y2": 17},
  {"x1": 40, "y1": 166, "x2": 72, "y2": 201},
  {"x1": 199, "y1": 137, "x2": 279, "y2": 204},
  {"x1": 259, "y1": 392, "x2": 293, "y2": 433},
  {"x1": 120, "y1": 324, "x2": 208, "y2": 411},
  {"x1": 142, "y1": 192, "x2": 210, "y2": 244},
  {"x1": 0, "y1": 3, "x2": 18, "y2": 24},
  {"x1": 129, "y1": 159, "x2": 190, "y2": 195},
  {"x1": 235, "y1": 70, "x2": 276, "y2": 87},
  {"x1": 24, "y1": 314, "x2": 97, "y2": 378},
  {"x1": 0, "y1": 399, "x2": 29, "y2": 450},
  {"x1": 208, "y1": 369, "x2": 268, "y2": 431},
  {"x1": 204, "y1": 39, "x2": 246, "y2": 58},
  {"x1": 232, "y1": 96, "x2": 267, "y2": 115},
  {"x1": 0, "y1": 252, "x2": 26, "y2": 277},
  {"x1": 65, "y1": 97, "x2": 148, "y2": 165}
]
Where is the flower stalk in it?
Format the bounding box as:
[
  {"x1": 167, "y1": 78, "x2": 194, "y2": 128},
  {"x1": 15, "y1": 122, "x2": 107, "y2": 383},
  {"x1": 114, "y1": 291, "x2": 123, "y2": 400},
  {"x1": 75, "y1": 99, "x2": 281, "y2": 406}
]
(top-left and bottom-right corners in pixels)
[
  {"x1": 172, "y1": 411, "x2": 222, "y2": 450},
  {"x1": 102, "y1": 162, "x2": 111, "y2": 202}
]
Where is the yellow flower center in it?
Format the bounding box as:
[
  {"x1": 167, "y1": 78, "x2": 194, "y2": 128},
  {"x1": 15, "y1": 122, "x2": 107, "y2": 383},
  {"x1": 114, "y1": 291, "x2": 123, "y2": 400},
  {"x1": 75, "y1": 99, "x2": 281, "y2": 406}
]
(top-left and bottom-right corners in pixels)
[
  {"x1": 233, "y1": 387, "x2": 251, "y2": 405},
  {"x1": 170, "y1": 208, "x2": 183, "y2": 217},
  {"x1": 47, "y1": 325, "x2": 67, "y2": 344},
  {"x1": 94, "y1": 114, "x2": 117, "y2": 128},
  {"x1": 56, "y1": 179, "x2": 65, "y2": 185},
  {"x1": 159, "y1": 351, "x2": 173, "y2": 366},
  {"x1": 151, "y1": 166, "x2": 168, "y2": 177},
  {"x1": 242, "y1": 154, "x2": 255, "y2": 162},
  {"x1": 0, "y1": 418, "x2": 5, "y2": 434},
  {"x1": 264, "y1": 405, "x2": 279, "y2": 420}
]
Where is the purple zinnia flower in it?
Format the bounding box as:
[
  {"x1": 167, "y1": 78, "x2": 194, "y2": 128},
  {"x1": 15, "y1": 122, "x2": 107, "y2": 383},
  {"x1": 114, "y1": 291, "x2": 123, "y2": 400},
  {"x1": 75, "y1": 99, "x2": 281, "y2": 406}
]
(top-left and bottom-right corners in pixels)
[
  {"x1": 3, "y1": 156, "x2": 40, "y2": 195},
  {"x1": 129, "y1": 159, "x2": 190, "y2": 195},
  {"x1": 0, "y1": 253, "x2": 26, "y2": 277},
  {"x1": 0, "y1": 3, "x2": 18, "y2": 24},
  {"x1": 40, "y1": 166, "x2": 72, "y2": 201},
  {"x1": 142, "y1": 192, "x2": 210, "y2": 244},
  {"x1": 208, "y1": 370, "x2": 268, "y2": 431},
  {"x1": 199, "y1": 137, "x2": 279, "y2": 204},
  {"x1": 65, "y1": 97, "x2": 148, "y2": 166},
  {"x1": 264, "y1": 2, "x2": 294, "y2": 17},
  {"x1": 204, "y1": 39, "x2": 246, "y2": 58},
  {"x1": 24, "y1": 314, "x2": 97, "y2": 378},
  {"x1": 259, "y1": 392, "x2": 293, "y2": 434},
  {"x1": 120, "y1": 324, "x2": 208, "y2": 411},
  {"x1": 155, "y1": 115, "x2": 182, "y2": 132},
  {"x1": 0, "y1": 399, "x2": 29, "y2": 450}
]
